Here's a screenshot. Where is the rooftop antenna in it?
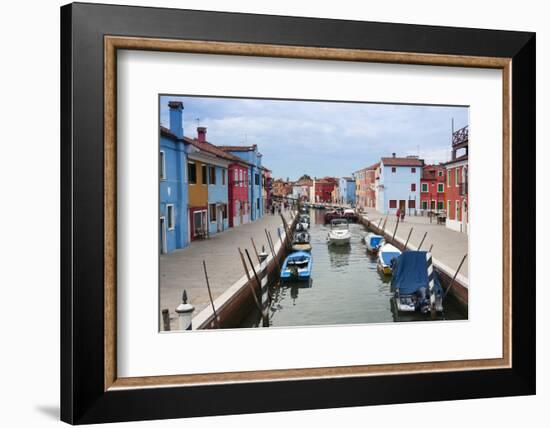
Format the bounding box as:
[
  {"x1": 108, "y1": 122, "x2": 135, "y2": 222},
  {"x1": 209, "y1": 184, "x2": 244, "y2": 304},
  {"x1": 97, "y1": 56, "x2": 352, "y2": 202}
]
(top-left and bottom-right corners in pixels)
[{"x1": 195, "y1": 117, "x2": 201, "y2": 128}]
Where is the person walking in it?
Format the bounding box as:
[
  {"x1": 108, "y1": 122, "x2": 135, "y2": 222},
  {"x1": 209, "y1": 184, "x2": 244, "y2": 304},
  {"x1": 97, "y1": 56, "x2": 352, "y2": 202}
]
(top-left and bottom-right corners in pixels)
[
  {"x1": 396, "y1": 208, "x2": 401, "y2": 223},
  {"x1": 400, "y1": 208, "x2": 406, "y2": 222}
]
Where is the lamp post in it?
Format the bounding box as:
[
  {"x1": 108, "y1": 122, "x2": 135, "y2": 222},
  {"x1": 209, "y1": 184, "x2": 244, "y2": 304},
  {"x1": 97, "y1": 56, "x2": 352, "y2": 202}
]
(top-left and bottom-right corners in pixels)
[{"x1": 175, "y1": 290, "x2": 195, "y2": 331}]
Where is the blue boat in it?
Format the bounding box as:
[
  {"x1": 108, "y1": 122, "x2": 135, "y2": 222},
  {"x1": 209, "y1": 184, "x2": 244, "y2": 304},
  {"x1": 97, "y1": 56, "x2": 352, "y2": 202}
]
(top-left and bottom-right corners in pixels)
[
  {"x1": 391, "y1": 251, "x2": 444, "y2": 313},
  {"x1": 364, "y1": 233, "x2": 384, "y2": 253},
  {"x1": 280, "y1": 251, "x2": 313, "y2": 281},
  {"x1": 377, "y1": 243, "x2": 401, "y2": 275}
]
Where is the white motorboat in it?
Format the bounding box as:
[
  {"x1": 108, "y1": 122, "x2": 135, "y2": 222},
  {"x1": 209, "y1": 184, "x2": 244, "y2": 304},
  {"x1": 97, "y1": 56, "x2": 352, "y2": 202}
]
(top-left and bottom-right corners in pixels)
[{"x1": 327, "y1": 219, "x2": 351, "y2": 245}]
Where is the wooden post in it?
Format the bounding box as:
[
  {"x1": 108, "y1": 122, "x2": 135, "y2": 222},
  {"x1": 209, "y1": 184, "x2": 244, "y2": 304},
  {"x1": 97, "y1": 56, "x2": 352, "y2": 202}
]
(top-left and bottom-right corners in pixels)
[
  {"x1": 391, "y1": 217, "x2": 400, "y2": 245},
  {"x1": 250, "y1": 237, "x2": 261, "y2": 264},
  {"x1": 202, "y1": 260, "x2": 220, "y2": 328},
  {"x1": 161, "y1": 309, "x2": 171, "y2": 331},
  {"x1": 404, "y1": 227, "x2": 414, "y2": 250},
  {"x1": 237, "y1": 248, "x2": 267, "y2": 326},
  {"x1": 428, "y1": 244, "x2": 434, "y2": 253},
  {"x1": 381, "y1": 214, "x2": 388, "y2": 232},
  {"x1": 377, "y1": 216, "x2": 383, "y2": 230},
  {"x1": 444, "y1": 254, "x2": 468, "y2": 299},
  {"x1": 268, "y1": 230, "x2": 282, "y2": 271},
  {"x1": 418, "y1": 231, "x2": 428, "y2": 250},
  {"x1": 245, "y1": 248, "x2": 266, "y2": 312}
]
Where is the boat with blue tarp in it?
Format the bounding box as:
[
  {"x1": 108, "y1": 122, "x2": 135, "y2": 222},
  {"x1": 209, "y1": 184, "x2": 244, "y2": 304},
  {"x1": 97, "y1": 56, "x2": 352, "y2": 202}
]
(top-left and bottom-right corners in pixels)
[
  {"x1": 377, "y1": 243, "x2": 401, "y2": 275},
  {"x1": 364, "y1": 233, "x2": 384, "y2": 253},
  {"x1": 280, "y1": 251, "x2": 313, "y2": 281},
  {"x1": 391, "y1": 251, "x2": 444, "y2": 313}
]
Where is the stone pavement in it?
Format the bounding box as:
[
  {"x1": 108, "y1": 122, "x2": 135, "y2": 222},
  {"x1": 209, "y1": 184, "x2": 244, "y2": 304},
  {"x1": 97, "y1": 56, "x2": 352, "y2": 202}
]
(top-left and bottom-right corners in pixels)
[
  {"x1": 362, "y1": 207, "x2": 469, "y2": 279},
  {"x1": 160, "y1": 210, "x2": 292, "y2": 328}
]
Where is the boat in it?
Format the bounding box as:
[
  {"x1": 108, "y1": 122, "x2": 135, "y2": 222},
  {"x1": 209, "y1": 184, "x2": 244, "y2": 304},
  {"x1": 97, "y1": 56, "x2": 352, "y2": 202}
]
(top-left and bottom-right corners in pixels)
[
  {"x1": 327, "y1": 219, "x2": 352, "y2": 246},
  {"x1": 280, "y1": 251, "x2": 313, "y2": 281},
  {"x1": 292, "y1": 231, "x2": 312, "y2": 252},
  {"x1": 377, "y1": 243, "x2": 401, "y2": 275},
  {"x1": 324, "y1": 208, "x2": 358, "y2": 223},
  {"x1": 391, "y1": 251, "x2": 444, "y2": 313},
  {"x1": 298, "y1": 214, "x2": 310, "y2": 224},
  {"x1": 364, "y1": 233, "x2": 384, "y2": 253},
  {"x1": 296, "y1": 221, "x2": 309, "y2": 231},
  {"x1": 342, "y1": 208, "x2": 359, "y2": 222}
]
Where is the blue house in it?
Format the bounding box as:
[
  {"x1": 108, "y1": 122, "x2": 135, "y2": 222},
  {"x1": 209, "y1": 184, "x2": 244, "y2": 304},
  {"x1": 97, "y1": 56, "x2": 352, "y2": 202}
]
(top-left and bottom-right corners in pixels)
[
  {"x1": 159, "y1": 101, "x2": 189, "y2": 254},
  {"x1": 219, "y1": 144, "x2": 264, "y2": 222},
  {"x1": 376, "y1": 154, "x2": 423, "y2": 215},
  {"x1": 338, "y1": 177, "x2": 356, "y2": 206}
]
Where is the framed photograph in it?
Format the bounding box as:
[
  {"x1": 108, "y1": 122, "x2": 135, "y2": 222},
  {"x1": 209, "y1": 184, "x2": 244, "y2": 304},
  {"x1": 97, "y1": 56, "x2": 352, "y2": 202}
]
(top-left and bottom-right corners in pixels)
[{"x1": 61, "y1": 2, "x2": 535, "y2": 424}]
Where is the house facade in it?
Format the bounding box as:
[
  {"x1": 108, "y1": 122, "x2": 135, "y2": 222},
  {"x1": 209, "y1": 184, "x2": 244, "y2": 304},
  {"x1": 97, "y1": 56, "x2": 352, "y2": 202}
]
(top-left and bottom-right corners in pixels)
[
  {"x1": 444, "y1": 125, "x2": 469, "y2": 233},
  {"x1": 159, "y1": 101, "x2": 189, "y2": 254},
  {"x1": 354, "y1": 163, "x2": 378, "y2": 210},
  {"x1": 420, "y1": 164, "x2": 446, "y2": 212},
  {"x1": 314, "y1": 177, "x2": 337, "y2": 203},
  {"x1": 228, "y1": 161, "x2": 250, "y2": 227},
  {"x1": 338, "y1": 177, "x2": 356, "y2": 205},
  {"x1": 376, "y1": 155, "x2": 423, "y2": 214},
  {"x1": 220, "y1": 144, "x2": 264, "y2": 222}
]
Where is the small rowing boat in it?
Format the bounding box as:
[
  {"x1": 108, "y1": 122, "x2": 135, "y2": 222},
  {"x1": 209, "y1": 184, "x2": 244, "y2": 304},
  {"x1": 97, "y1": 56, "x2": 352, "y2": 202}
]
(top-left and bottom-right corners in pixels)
[
  {"x1": 365, "y1": 233, "x2": 384, "y2": 253},
  {"x1": 377, "y1": 243, "x2": 401, "y2": 275},
  {"x1": 280, "y1": 251, "x2": 313, "y2": 281}
]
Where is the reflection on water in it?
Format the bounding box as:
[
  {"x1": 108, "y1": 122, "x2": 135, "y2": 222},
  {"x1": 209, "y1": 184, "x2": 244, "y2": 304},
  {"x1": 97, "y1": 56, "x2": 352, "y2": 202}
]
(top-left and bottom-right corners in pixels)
[{"x1": 241, "y1": 208, "x2": 467, "y2": 328}]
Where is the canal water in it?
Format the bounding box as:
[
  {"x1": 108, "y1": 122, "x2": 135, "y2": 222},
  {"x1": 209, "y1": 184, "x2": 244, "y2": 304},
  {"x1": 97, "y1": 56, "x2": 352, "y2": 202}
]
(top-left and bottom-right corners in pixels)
[{"x1": 241, "y1": 208, "x2": 467, "y2": 328}]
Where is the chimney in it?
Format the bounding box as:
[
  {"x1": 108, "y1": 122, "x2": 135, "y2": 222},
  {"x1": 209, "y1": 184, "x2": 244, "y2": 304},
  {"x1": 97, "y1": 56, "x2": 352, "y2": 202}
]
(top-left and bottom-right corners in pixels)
[
  {"x1": 168, "y1": 101, "x2": 184, "y2": 139},
  {"x1": 197, "y1": 126, "x2": 207, "y2": 143},
  {"x1": 392, "y1": 152, "x2": 396, "y2": 158}
]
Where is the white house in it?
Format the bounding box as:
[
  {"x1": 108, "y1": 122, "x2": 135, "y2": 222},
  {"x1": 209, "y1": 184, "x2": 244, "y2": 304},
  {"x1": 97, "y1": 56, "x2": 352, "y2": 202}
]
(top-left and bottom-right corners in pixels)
[{"x1": 376, "y1": 154, "x2": 424, "y2": 214}]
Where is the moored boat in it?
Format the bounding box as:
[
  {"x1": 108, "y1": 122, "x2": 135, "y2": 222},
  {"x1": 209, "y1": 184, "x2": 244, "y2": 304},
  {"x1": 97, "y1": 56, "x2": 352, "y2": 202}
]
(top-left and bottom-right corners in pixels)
[
  {"x1": 391, "y1": 251, "x2": 444, "y2": 313},
  {"x1": 296, "y1": 221, "x2": 310, "y2": 231},
  {"x1": 280, "y1": 251, "x2": 313, "y2": 281},
  {"x1": 292, "y1": 231, "x2": 312, "y2": 252},
  {"x1": 327, "y1": 219, "x2": 351, "y2": 246},
  {"x1": 377, "y1": 243, "x2": 401, "y2": 275},
  {"x1": 365, "y1": 233, "x2": 384, "y2": 253}
]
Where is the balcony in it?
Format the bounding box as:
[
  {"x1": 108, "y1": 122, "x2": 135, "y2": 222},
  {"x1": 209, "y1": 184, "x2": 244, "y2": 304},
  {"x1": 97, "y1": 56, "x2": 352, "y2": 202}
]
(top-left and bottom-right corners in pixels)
[{"x1": 452, "y1": 125, "x2": 469, "y2": 148}]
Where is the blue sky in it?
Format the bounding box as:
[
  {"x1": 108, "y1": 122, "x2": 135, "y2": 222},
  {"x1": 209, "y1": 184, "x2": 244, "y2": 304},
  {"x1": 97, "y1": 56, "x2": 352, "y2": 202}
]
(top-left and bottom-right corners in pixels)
[{"x1": 160, "y1": 95, "x2": 468, "y2": 181}]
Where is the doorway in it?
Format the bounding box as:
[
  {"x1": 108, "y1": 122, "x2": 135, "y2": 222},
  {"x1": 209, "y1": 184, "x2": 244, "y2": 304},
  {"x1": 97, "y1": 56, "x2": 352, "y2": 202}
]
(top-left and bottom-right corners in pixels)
[{"x1": 159, "y1": 217, "x2": 167, "y2": 254}]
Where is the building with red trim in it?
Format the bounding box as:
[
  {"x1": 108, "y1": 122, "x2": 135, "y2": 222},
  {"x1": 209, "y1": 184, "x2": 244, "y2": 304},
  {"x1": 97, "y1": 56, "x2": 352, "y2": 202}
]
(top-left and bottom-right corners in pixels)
[
  {"x1": 420, "y1": 164, "x2": 446, "y2": 212},
  {"x1": 314, "y1": 177, "x2": 337, "y2": 203},
  {"x1": 444, "y1": 125, "x2": 469, "y2": 233},
  {"x1": 227, "y1": 160, "x2": 250, "y2": 227}
]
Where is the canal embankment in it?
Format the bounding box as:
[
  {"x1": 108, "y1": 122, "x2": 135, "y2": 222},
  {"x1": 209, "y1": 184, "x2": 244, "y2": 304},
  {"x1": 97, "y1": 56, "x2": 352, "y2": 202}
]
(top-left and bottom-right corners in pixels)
[
  {"x1": 358, "y1": 208, "x2": 469, "y2": 308},
  {"x1": 160, "y1": 209, "x2": 296, "y2": 330}
]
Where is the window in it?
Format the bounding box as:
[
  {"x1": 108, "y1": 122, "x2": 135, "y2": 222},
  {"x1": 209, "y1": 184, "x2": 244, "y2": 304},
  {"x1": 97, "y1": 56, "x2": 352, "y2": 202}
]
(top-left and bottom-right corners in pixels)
[
  {"x1": 159, "y1": 151, "x2": 166, "y2": 180},
  {"x1": 408, "y1": 199, "x2": 416, "y2": 209},
  {"x1": 438, "y1": 170, "x2": 443, "y2": 177},
  {"x1": 437, "y1": 201, "x2": 444, "y2": 210},
  {"x1": 188, "y1": 162, "x2": 197, "y2": 184},
  {"x1": 421, "y1": 201, "x2": 428, "y2": 210},
  {"x1": 222, "y1": 204, "x2": 227, "y2": 219},
  {"x1": 447, "y1": 170, "x2": 452, "y2": 186},
  {"x1": 411, "y1": 167, "x2": 416, "y2": 173},
  {"x1": 222, "y1": 168, "x2": 226, "y2": 185},
  {"x1": 389, "y1": 200, "x2": 397, "y2": 209},
  {"x1": 209, "y1": 204, "x2": 216, "y2": 222},
  {"x1": 391, "y1": 167, "x2": 396, "y2": 173},
  {"x1": 437, "y1": 183, "x2": 444, "y2": 193},
  {"x1": 421, "y1": 183, "x2": 428, "y2": 192},
  {"x1": 201, "y1": 165, "x2": 207, "y2": 184},
  {"x1": 234, "y1": 169, "x2": 238, "y2": 183},
  {"x1": 411, "y1": 183, "x2": 416, "y2": 192},
  {"x1": 455, "y1": 167, "x2": 460, "y2": 186},
  {"x1": 255, "y1": 173, "x2": 260, "y2": 186},
  {"x1": 166, "y1": 204, "x2": 175, "y2": 230},
  {"x1": 209, "y1": 166, "x2": 216, "y2": 185},
  {"x1": 256, "y1": 198, "x2": 260, "y2": 210}
]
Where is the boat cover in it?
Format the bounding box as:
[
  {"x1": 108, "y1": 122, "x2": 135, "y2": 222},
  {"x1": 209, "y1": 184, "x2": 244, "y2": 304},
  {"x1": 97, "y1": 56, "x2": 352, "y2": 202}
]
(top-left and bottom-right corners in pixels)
[
  {"x1": 369, "y1": 235, "x2": 383, "y2": 248},
  {"x1": 392, "y1": 251, "x2": 442, "y2": 295},
  {"x1": 380, "y1": 251, "x2": 401, "y2": 266}
]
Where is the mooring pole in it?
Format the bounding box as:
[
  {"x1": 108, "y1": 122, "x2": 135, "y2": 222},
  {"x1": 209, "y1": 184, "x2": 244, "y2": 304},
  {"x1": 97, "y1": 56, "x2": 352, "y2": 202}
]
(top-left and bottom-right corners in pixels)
[
  {"x1": 245, "y1": 248, "x2": 269, "y2": 325},
  {"x1": 202, "y1": 260, "x2": 220, "y2": 328},
  {"x1": 381, "y1": 214, "x2": 389, "y2": 232},
  {"x1": 404, "y1": 227, "x2": 414, "y2": 250},
  {"x1": 238, "y1": 248, "x2": 268, "y2": 326},
  {"x1": 418, "y1": 232, "x2": 428, "y2": 250},
  {"x1": 265, "y1": 229, "x2": 281, "y2": 271},
  {"x1": 428, "y1": 243, "x2": 434, "y2": 253},
  {"x1": 444, "y1": 254, "x2": 468, "y2": 299},
  {"x1": 426, "y1": 252, "x2": 436, "y2": 319},
  {"x1": 250, "y1": 237, "x2": 261, "y2": 264},
  {"x1": 391, "y1": 217, "x2": 400, "y2": 245},
  {"x1": 161, "y1": 308, "x2": 171, "y2": 332}
]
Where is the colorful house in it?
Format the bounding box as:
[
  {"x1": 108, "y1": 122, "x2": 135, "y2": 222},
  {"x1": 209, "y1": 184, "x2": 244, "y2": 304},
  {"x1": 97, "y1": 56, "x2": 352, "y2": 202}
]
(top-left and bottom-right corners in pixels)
[
  {"x1": 376, "y1": 154, "x2": 423, "y2": 214},
  {"x1": 444, "y1": 125, "x2": 469, "y2": 233},
  {"x1": 220, "y1": 145, "x2": 264, "y2": 221},
  {"x1": 354, "y1": 163, "x2": 378, "y2": 210},
  {"x1": 159, "y1": 101, "x2": 189, "y2": 254},
  {"x1": 186, "y1": 127, "x2": 232, "y2": 237},
  {"x1": 337, "y1": 177, "x2": 356, "y2": 206},
  {"x1": 313, "y1": 177, "x2": 337, "y2": 203},
  {"x1": 261, "y1": 167, "x2": 272, "y2": 212},
  {"x1": 228, "y1": 159, "x2": 250, "y2": 227},
  {"x1": 420, "y1": 164, "x2": 446, "y2": 212}
]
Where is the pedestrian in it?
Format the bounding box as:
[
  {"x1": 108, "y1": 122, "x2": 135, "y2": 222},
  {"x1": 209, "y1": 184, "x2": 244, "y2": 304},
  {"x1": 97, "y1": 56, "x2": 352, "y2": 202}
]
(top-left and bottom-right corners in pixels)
[
  {"x1": 396, "y1": 208, "x2": 401, "y2": 222},
  {"x1": 400, "y1": 208, "x2": 405, "y2": 222}
]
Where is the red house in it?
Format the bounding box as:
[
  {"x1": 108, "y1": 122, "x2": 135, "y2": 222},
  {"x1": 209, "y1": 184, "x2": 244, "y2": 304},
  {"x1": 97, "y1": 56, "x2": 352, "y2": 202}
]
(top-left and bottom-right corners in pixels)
[
  {"x1": 228, "y1": 161, "x2": 250, "y2": 227},
  {"x1": 444, "y1": 125, "x2": 469, "y2": 233},
  {"x1": 420, "y1": 164, "x2": 446, "y2": 212},
  {"x1": 314, "y1": 177, "x2": 337, "y2": 203}
]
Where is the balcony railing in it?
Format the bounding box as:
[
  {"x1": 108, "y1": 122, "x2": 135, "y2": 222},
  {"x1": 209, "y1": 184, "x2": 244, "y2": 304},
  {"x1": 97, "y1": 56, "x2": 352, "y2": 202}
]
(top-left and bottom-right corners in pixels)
[
  {"x1": 459, "y1": 182, "x2": 468, "y2": 196},
  {"x1": 452, "y1": 125, "x2": 469, "y2": 147}
]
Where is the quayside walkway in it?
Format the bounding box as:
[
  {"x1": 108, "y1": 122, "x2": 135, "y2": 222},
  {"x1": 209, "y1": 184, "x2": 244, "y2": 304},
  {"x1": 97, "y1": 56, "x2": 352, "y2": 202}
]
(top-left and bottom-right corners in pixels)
[{"x1": 160, "y1": 210, "x2": 292, "y2": 328}]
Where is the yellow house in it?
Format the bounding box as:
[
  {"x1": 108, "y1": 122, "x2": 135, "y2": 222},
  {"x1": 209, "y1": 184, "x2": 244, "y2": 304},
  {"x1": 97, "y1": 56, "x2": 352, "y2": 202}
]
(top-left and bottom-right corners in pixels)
[{"x1": 187, "y1": 158, "x2": 208, "y2": 240}]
